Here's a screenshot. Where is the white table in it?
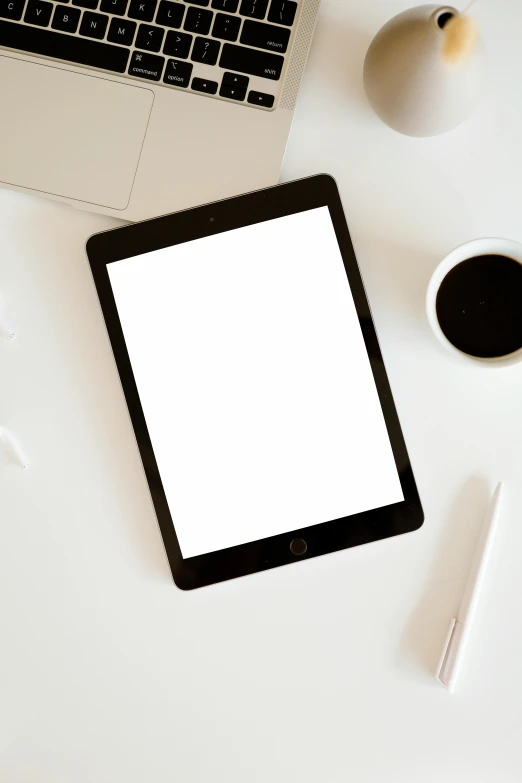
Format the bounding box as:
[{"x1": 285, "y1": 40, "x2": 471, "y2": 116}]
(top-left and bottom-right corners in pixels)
[{"x1": 2, "y1": 1, "x2": 522, "y2": 780}]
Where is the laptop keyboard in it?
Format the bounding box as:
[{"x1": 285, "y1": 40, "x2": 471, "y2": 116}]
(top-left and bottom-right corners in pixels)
[{"x1": 0, "y1": 0, "x2": 299, "y2": 108}]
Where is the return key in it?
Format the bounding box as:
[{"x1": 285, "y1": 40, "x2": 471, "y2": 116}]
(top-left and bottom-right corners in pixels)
[{"x1": 240, "y1": 19, "x2": 290, "y2": 53}]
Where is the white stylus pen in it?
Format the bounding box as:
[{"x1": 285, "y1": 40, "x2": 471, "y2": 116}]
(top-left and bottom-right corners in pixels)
[{"x1": 436, "y1": 482, "x2": 504, "y2": 693}]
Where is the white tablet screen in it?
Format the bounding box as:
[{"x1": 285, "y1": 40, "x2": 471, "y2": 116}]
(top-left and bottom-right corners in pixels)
[{"x1": 107, "y1": 206, "x2": 404, "y2": 558}]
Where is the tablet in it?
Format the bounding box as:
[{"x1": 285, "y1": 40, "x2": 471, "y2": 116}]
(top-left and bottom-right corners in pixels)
[{"x1": 87, "y1": 175, "x2": 423, "y2": 589}]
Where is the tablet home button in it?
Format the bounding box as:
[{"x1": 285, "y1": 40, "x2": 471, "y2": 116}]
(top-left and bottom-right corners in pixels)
[{"x1": 290, "y1": 538, "x2": 307, "y2": 556}]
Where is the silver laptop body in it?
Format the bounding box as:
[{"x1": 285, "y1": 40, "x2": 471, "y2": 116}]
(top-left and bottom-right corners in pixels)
[{"x1": 0, "y1": 0, "x2": 320, "y2": 220}]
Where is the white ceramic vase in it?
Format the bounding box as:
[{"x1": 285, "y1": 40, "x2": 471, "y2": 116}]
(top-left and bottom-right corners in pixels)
[{"x1": 363, "y1": 4, "x2": 486, "y2": 137}]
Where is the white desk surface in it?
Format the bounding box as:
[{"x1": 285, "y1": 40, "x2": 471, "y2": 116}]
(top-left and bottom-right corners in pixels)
[{"x1": 2, "y1": 1, "x2": 522, "y2": 780}]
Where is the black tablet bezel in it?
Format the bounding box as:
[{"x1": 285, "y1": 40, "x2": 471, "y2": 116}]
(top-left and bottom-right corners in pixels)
[{"x1": 87, "y1": 175, "x2": 423, "y2": 589}]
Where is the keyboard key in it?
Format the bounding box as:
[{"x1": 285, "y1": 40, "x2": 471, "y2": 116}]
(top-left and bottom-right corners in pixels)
[
  {"x1": 72, "y1": 0, "x2": 98, "y2": 8},
  {"x1": 107, "y1": 16, "x2": 135, "y2": 44},
  {"x1": 247, "y1": 89, "x2": 273, "y2": 106},
  {"x1": 163, "y1": 29, "x2": 191, "y2": 56},
  {"x1": 155, "y1": 0, "x2": 184, "y2": 27},
  {"x1": 267, "y1": 0, "x2": 295, "y2": 26},
  {"x1": 100, "y1": 0, "x2": 127, "y2": 14},
  {"x1": 186, "y1": 0, "x2": 208, "y2": 5},
  {"x1": 211, "y1": 0, "x2": 237, "y2": 10},
  {"x1": 163, "y1": 57, "x2": 192, "y2": 86},
  {"x1": 52, "y1": 3, "x2": 80, "y2": 31},
  {"x1": 191, "y1": 76, "x2": 217, "y2": 93},
  {"x1": 222, "y1": 70, "x2": 247, "y2": 87},
  {"x1": 219, "y1": 43, "x2": 282, "y2": 79},
  {"x1": 128, "y1": 49, "x2": 164, "y2": 79},
  {"x1": 240, "y1": 19, "x2": 289, "y2": 52},
  {"x1": 0, "y1": 0, "x2": 25, "y2": 21},
  {"x1": 136, "y1": 22, "x2": 164, "y2": 50},
  {"x1": 0, "y1": 18, "x2": 129, "y2": 70},
  {"x1": 239, "y1": 0, "x2": 267, "y2": 19},
  {"x1": 183, "y1": 6, "x2": 211, "y2": 33},
  {"x1": 24, "y1": 0, "x2": 53, "y2": 26},
  {"x1": 219, "y1": 83, "x2": 245, "y2": 100},
  {"x1": 211, "y1": 12, "x2": 239, "y2": 41},
  {"x1": 79, "y1": 10, "x2": 108, "y2": 38},
  {"x1": 191, "y1": 35, "x2": 219, "y2": 63},
  {"x1": 128, "y1": 0, "x2": 156, "y2": 21}
]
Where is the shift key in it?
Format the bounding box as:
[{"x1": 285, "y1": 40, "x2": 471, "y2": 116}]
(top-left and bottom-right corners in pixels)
[{"x1": 219, "y1": 42, "x2": 283, "y2": 80}]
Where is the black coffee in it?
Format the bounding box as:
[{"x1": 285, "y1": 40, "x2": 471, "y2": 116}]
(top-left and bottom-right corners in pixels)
[{"x1": 436, "y1": 254, "x2": 522, "y2": 358}]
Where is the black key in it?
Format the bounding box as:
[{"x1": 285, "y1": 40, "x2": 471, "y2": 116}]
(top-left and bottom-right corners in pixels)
[
  {"x1": 267, "y1": 0, "x2": 295, "y2": 26},
  {"x1": 239, "y1": 0, "x2": 267, "y2": 19},
  {"x1": 107, "y1": 16, "x2": 135, "y2": 44},
  {"x1": 222, "y1": 70, "x2": 247, "y2": 87},
  {"x1": 219, "y1": 83, "x2": 245, "y2": 100},
  {"x1": 155, "y1": 0, "x2": 183, "y2": 27},
  {"x1": 128, "y1": 0, "x2": 156, "y2": 21},
  {"x1": 72, "y1": 0, "x2": 98, "y2": 9},
  {"x1": 128, "y1": 49, "x2": 164, "y2": 79},
  {"x1": 219, "y1": 42, "x2": 282, "y2": 79},
  {"x1": 240, "y1": 19, "x2": 289, "y2": 52},
  {"x1": 211, "y1": 0, "x2": 237, "y2": 10},
  {"x1": 80, "y1": 10, "x2": 108, "y2": 38},
  {"x1": 163, "y1": 57, "x2": 192, "y2": 86},
  {"x1": 247, "y1": 89, "x2": 273, "y2": 106},
  {"x1": 186, "y1": 0, "x2": 208, "y2": 5},
  {"x1": 24, "y1": 0, "x2": 52, "y2": 26},
  {"x1": 136, "y1": 22, "x2": 164, "y2": 50},
  {"x1": 100, "y1": 0, "x2": 127, "y2": 14},
  {"x1": 0, "y1": 0, "x2": 25, "y2": 21},
  {"x1": 163, "y1": 29, "x2": 191, "y2": 56},
  {"x1": 191, "y1": 76, "x2": 217, "y2": 93},
  {"x1": 211, "y1": 12, "x2": 239, "y2": 41},
  {"x1": 183, "y1": 5, "x2": 211, "y2": 33},
  {"x1": 0, "y1": 18, "x2": 129, "y2": 70},
  {"x1": 52, "y1": 3, "x2": 80, "y2": 31},
  {"x1": 191, "y1": 35, "x2": 219, "y2": 63}
]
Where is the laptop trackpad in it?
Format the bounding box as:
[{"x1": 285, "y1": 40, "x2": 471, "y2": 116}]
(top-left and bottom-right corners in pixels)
[{"x1": 0, "y1": 56, "x2": 153, "y2": 210}]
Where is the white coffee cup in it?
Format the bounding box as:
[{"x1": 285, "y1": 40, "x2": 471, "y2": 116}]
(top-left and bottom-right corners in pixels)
[{"x1": 426, "y1": 237, "x2": 522, "y2": 367}]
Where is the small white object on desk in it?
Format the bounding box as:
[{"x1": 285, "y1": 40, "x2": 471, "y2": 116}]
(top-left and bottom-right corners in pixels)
[
  {"x1": 437, "y1": 482, "x2": 504, "y2": 692},
  {"x1": 0, "y1": 298, "x2": 16, "y2": 341},
  {"x1": 0, "y1": 426, "x2": 29, "y2": 469}
]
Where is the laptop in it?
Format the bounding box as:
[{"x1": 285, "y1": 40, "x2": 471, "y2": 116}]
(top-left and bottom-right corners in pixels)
[{"x1": 0, "y1": 0, "x2": 321, "y2": 220}]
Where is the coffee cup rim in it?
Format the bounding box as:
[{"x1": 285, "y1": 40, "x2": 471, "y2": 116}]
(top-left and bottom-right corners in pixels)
[{"x1": 426, "y1": 237, "x2": 522, "y2": 367}]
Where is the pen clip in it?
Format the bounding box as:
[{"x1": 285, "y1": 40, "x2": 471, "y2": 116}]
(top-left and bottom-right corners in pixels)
[
  {"x1": 436, "y1": 617, "x2": 468, "y2": 693},
  {"x1": 436, "y1": 617, "x2": 457, "y2": 689}
]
